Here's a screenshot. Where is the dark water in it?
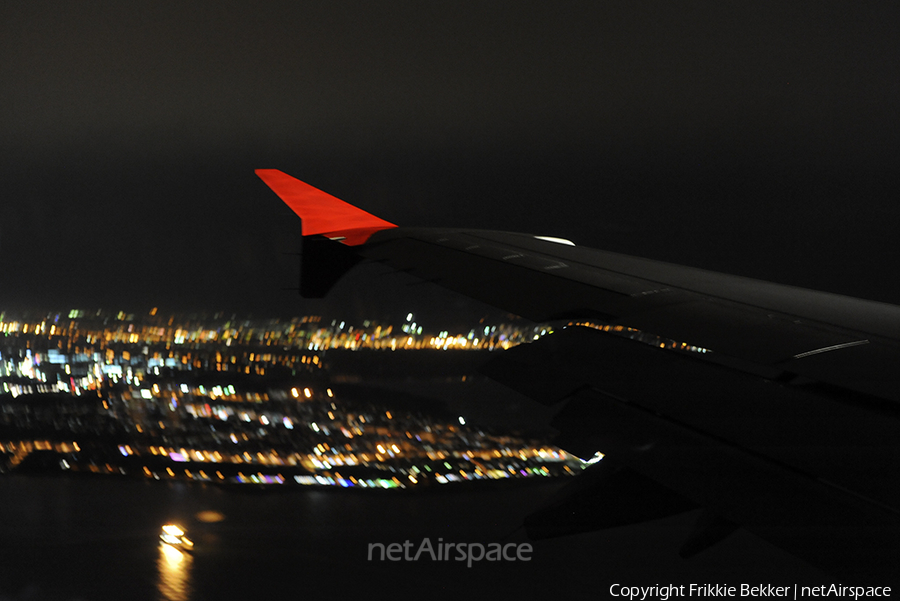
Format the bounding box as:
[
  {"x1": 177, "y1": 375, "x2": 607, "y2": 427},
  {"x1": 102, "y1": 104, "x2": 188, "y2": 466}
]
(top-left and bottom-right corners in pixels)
[{"x1": 0, "y1": 475, "x2": 829, "y2": 601}]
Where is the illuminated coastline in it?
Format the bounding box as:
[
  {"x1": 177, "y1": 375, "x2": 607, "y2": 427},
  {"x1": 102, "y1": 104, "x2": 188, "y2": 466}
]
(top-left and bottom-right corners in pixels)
[{"x1": 0, "y1": 308, "x2": 584, "y2": 489}]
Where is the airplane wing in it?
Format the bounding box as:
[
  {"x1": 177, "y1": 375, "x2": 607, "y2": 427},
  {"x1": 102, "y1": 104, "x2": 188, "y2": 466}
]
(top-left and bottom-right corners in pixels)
[{"x1": 256, "y1": 168, "x2": 900, "y2": 582}]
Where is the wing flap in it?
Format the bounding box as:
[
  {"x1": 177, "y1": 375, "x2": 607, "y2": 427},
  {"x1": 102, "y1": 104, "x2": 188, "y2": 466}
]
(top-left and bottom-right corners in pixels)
[
  {"x1": 558, "y1": 385, "x2": 900, "y2": 580},
  {"x1": 483, "y1": 326, "x2": 900, "y2": 512},
  {"x1": 523, "y1": 463, "x2": 697, "y2": 540}
]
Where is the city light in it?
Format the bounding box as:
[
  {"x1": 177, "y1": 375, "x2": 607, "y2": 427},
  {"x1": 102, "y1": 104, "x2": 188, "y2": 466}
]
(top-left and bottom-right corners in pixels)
[{"x1": 0, "y1": 309, "x2": 592, "y2": 490}]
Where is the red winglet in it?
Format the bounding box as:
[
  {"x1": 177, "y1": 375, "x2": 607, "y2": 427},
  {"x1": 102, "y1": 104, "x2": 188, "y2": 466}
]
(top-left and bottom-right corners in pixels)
[{"x1": 255, "y1": 169, "x2": 397, "y2": 246}]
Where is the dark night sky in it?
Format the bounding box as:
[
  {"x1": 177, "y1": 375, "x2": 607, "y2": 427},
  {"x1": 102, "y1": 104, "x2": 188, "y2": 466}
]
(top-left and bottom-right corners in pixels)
[
  {"x1": 1, "y1": 1, "x2": 898, "y2": 589},
  {"x1": 2, "y1": 1, "x2": 900, "y2": 325}
]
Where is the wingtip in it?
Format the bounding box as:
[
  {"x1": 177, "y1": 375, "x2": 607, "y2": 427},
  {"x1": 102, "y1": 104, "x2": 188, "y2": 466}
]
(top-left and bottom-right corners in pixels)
[{"x1": 255, "y1": 169, "x2": 396, "y2": 245}]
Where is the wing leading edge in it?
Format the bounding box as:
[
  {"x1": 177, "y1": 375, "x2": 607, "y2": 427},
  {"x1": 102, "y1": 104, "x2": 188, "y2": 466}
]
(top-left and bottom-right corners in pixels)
[{"x1": 257, "y1": 169, "x2": 900, "y2": 582}]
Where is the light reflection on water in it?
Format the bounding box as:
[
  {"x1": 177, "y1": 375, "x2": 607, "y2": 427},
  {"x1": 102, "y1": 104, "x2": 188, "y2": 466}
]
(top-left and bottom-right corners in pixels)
[
  {"x1": 157, "y1": 543, "x2": 193, "y2": 601},
  {"x1": 0, "y1": 475, "x2": 822, "y2": 600}
]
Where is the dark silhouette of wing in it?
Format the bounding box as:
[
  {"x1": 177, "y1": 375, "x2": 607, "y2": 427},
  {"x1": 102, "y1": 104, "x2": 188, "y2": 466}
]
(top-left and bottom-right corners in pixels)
[{"x1": 258, "y1": 169, "x2": 900, "y2": 582}]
